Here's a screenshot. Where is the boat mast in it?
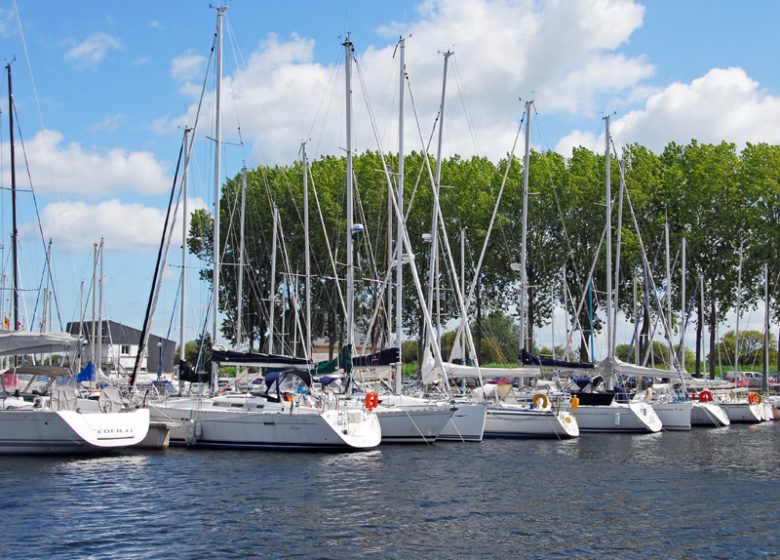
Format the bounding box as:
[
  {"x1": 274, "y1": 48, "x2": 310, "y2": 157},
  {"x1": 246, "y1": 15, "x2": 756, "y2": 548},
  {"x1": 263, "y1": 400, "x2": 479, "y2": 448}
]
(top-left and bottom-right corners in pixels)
[
  {"x1": 179, "y1": 127, "x2": 190, "y2": 375},
  {"x1": 425, "y1": 50, "x2": 452, "y2": 352},
  {"x1": 680, "y1": 236, "x2": 686, "y2": 370},
  {"x1": 735, "y1": 242, "x2": 743, "y2": 374},
  {"x1": 6, "y1": 63, "x2": 18, "y2": 335},
  {"x1": 762, "y1": 263, "x2": 769, "y2": 394},
  {"x1": 518, "y1": 99, "x2": 533, "y2": 352},
  {"x1": 97, "y1": 237, "x2": 104, "y2": 376},
  {"x1": 460, "y1": 228, "x2": 466, "y2": 365},
  {"x1": 344, "y1": 36, "x2": 355, "y2": 354},
  {"x1": 665, "y1": 222, "x2": 672, "y2": 366},
  {"x1": 210, "y1": 5, "x2": 225, "y2": 392},
  {"x1": 236, "y1": 165, "x2": 247, "y2": 350},
  {"x1": 604, "y1": 115, "x2": 613, "y2": 386},
  {"x1": 302, "y1": 142, "x2": 312, "y2": 360},
  {"x1": 395, "y1": 36, "x2": 405, "y2": 395},
  {"x1": 91, "y1": 243, "x2": 97, "y2": 368},
  {"x1": 268, "y1": 205, "x2": 278, "y2": 354}
]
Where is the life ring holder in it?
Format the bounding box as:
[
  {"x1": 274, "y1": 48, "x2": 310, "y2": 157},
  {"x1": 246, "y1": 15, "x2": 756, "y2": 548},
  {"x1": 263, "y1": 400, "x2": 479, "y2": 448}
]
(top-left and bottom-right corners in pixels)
[
  {"x1": 532, "y1": 393, "x2": 549, "y2": 410},
  {"x1": 364, "y1": 391, "x2": 379, "y2": 410}
]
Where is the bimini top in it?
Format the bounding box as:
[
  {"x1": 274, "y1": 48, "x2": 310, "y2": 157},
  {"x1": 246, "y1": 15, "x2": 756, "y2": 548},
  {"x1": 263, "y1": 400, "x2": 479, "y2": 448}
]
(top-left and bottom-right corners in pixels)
[
  {"x1": 0, "y1": 332, "x2": 82, "y2": 357},
  {"x1": 9, "y1": 364, "x2": 72, "y2": 378},
  {"x1": 263, "y1": 369, "x2": 313, "y2": 390},
  {"x1": 211, "y1": 349, "x2": 313, "y2": 369}
]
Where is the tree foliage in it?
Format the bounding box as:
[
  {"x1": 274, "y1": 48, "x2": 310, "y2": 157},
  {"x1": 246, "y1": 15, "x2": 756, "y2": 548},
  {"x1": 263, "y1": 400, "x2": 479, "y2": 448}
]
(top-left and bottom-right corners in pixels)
[{"x1": 186, "y1": 141, "x2": 779, "y2": 374}]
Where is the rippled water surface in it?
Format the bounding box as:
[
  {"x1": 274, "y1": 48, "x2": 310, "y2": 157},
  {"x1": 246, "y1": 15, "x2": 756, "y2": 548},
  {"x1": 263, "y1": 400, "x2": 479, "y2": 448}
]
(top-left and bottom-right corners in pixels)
[{"x1": 1, "y1": 423, "x2": 778, "y2": 559}]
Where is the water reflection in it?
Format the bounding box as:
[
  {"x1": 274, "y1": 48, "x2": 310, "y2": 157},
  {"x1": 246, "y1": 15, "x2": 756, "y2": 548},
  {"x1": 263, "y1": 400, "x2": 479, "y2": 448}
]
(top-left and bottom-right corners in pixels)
[{"x1": 0, "y1": 424, "x2": 778, "y2": 559}]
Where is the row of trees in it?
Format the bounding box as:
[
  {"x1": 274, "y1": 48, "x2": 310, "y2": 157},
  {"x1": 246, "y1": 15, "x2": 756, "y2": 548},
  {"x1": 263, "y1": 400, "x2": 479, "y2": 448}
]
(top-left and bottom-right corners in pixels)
[{"x1": 187, "y1": 140, "x2": 780, "y2": 377}]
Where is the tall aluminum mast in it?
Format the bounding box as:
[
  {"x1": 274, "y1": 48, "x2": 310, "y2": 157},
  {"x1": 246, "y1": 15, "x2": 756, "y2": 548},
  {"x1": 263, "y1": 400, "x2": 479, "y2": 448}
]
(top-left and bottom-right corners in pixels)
[
  {"x1": 302, "y1": 143, "x2": 312, "y2": 359},
  {"x1": 236, "y1": 165, "x2": 247, "y2": 349},
  {"x1": 518, "y1": 100, "x2": 533, "y2": 352},
  {"x1": 179, "y1": 127, "x2": 190, "y2": 368},
  {"x1": 210, "y1": 6, "x2": 225, "y2": 392},
  {"x1": 6, "y1": 63, "x2": 18, "y2": 335},
  {"x1": 425, "y1": 50, "x2": 452, "y2": 351},
  {"x1": 394, "y1": 37, "x2": 406, "y2": 394},
  {"x1": 604, "y1": 116, "x2": 613, "y2": 364},
  {"x1": 344, "y1": 36, "x2": 355, "y2": 350}
]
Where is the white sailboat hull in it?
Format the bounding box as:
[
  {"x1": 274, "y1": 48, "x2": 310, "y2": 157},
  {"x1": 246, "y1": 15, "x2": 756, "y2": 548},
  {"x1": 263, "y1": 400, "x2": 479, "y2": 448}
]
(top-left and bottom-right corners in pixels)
[
  {"x1": 484, "y1": 404, "x2": 579, "y2": 439},
  {"x1": 720, "y1": 402, "x2": 763, "y2": 423},
  {"x1": 376, "y1": 395, "x2": 484, "y2": 442},
  {"x1": 151, "y1": 397, "x2": 381, "y2": 450},
  {"x1": 651, "y1": 401, "x2": 692, "y2": 431},
  {"x1": 0, "y1": 408, "x2": 150, "y2": 454},
  {"x1": 690, "y1": 402, "x2": 730, "y2": 427},
  {"x1": 574, "y1": 402, "x2": 662, "y2": 433},
  {"x1": 438, "y1": 403, "x2": 487, "y2": 442},
  {"x1": 375, "y1": 406, "x2": 454, "y2": 443}
]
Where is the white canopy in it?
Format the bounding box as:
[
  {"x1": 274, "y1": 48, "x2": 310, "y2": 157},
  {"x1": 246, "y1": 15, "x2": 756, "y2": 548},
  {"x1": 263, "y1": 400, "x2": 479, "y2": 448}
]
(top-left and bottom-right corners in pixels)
[
  {"x1": 421, "y1": 353, "x2": 540, "y2": 384},
  {"x1": 0, "y1": 332, "x2": 82, "y2": 357},
  {"x1": 601, "y1": 356, "x2": 693, "y2": 382}
]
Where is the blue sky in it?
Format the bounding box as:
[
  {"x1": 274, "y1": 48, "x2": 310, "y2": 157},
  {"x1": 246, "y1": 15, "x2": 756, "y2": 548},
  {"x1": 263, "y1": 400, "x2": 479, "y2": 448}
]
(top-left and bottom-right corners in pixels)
[{"x1": 1, "y1": 0, "x2": 778, "y2": 356}]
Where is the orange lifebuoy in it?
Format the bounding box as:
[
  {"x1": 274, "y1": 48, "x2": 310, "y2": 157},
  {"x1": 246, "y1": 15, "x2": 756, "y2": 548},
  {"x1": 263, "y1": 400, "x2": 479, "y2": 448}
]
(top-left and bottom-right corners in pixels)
[
  {"x1": 698, "y1": 390, "x2": 713, "y2": 403},
  {"x1": 748, "y1": 392, "x2": 762, "y2": 405},
  {"x1": 364, "y1": 391, "x2": 379, "y2": 410}
]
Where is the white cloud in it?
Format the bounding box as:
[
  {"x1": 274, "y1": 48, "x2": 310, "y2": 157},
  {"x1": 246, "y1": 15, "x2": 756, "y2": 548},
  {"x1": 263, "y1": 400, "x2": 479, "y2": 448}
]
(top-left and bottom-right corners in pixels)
[
  {"x1": 148, "y1": 19, "x2": 162, "y2": 30},
  {"x1": 89, "y1": 113, "x2": 126, "y2": 133},
  {"x1": 163, "y1": 0, "x2": 652, "y2": 164},
  {"x1": 0, "y1": 7, "x2": 15, "y2": 38},
  {"x1": 2, "y1": 129, "x2": 170, "y2": 196},
  {"x1": 64, "y1": 32, "x2": 123, "y2": 67},
  {"x1": 24, "y1": 197, "x2": 207, "y2": 253},
  {"x1": 170, "y1": 50, "x2": 207, "y2": 82},
  {"x1": 556, "y1": 67, "x2": 780, "y2": 155}
]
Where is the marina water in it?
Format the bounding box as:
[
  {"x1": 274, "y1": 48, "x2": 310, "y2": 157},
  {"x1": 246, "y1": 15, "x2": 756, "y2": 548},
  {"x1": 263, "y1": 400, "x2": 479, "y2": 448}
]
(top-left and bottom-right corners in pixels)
[{"x1": 1, "y1": 423, "x2": 778, "y2": 559}]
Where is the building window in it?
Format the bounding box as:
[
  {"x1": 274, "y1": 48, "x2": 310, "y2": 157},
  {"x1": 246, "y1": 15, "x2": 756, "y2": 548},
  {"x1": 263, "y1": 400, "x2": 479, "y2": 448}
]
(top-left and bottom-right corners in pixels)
[{"x1": 121, "y1": 345, "x2": 131, "y2": 355}]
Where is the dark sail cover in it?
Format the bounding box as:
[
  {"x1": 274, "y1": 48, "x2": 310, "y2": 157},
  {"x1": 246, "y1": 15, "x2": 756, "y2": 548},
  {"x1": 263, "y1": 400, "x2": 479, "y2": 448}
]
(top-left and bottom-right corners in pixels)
[
  {"x1": 178, "y1": 359, "x2": 210, "y2": 384},
  {"x1": 520, "y1": 349, "x2": 594, "y2": 369},
  {"x1": 353, "y1": 347, "x2": 400, "y2": 368},
  {"x1": 315, "y1": 345, "x2": 353, "y2": 375},
  {"x1": 211, "y1": 350, "x2": 312, "y2": 369}
]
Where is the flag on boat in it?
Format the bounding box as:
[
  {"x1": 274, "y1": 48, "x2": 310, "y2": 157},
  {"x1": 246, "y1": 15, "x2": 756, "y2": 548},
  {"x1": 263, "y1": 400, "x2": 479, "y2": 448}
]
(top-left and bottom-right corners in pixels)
[
  {"x1": 2, "y1": 372, "x2": 18, "y2": 388},
  {"x1": 76, "y1": 361, "x2": 95, "y2": 382}
]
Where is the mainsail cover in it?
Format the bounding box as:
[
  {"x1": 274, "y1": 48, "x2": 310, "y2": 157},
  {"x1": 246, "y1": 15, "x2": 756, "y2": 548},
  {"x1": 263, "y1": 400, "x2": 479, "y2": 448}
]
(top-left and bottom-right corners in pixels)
[
  {"x1": 178, "y1": 359, "x2": 210, "y2": 384},
  {"x1": 520, "y1": 349, "x2": 594, "y2": 369},
  {"x1": 599, "y1": 356, "x2": 693, "y2": 381},
  {"x1": 315, "y1": 345, "x2": 352, "y2": 375},
  {"x1": 354, "y1": 347, "x2": 399, "y2": 368},
  {"x1": 211, "y1": 349, "x2": 313, "y2": 369},
  {"x1": 421, "y1": 351, "x2": 540, "y2": 385}
]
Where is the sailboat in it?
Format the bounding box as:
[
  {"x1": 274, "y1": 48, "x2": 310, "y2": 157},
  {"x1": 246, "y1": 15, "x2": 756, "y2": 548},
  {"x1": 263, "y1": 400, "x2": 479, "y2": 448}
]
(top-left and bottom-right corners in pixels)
[
  {"x1": 0, "y1": 332, "x2": 150, "y2": 453},
  {"x1": 0, "y1": 63, "x2": 149, "y2": 453},
  {"x1": 569, "y1": 116, "x2": 661, "y2": 434},
  {"x1": 147, "y1": 9, "x2": 380, "y2": 451},
  {"x1": 333, "y1": 35, "x2": 453, "y2": 444},
  {"x1": 417, "y1": 97, "x2": 577, "y2": 439}
]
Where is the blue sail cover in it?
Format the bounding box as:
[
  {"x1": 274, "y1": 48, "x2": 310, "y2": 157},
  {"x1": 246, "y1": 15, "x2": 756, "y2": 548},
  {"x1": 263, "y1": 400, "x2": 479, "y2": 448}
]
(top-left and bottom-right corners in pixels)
[
  {"x1": 76, "y1": 361, "x2": 95, "y2": 382},
  {"x1": 520, "y1": 349, "x2": 594, "y2": 369}
]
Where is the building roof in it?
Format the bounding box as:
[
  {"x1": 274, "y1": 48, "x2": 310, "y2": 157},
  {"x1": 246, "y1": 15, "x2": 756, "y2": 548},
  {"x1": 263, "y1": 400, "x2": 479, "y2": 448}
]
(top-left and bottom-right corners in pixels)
[{"x1": 65, "y1": 320, "x2": 173, "y2": 346}]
